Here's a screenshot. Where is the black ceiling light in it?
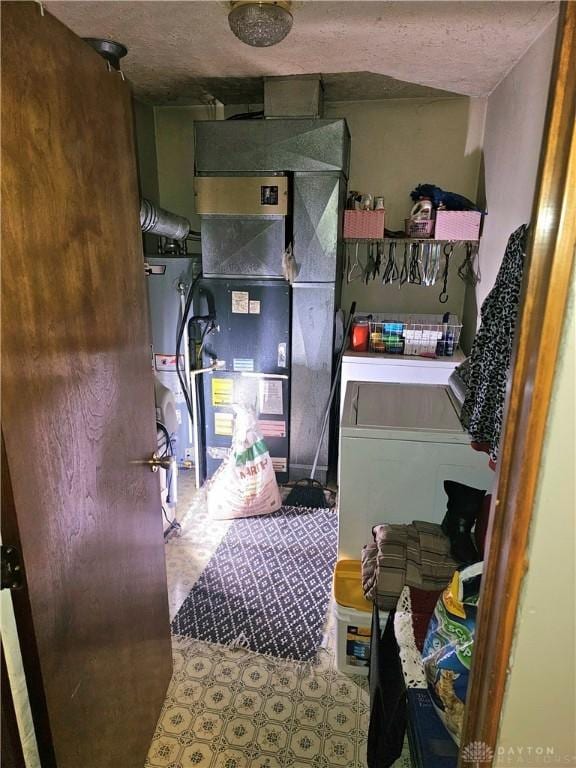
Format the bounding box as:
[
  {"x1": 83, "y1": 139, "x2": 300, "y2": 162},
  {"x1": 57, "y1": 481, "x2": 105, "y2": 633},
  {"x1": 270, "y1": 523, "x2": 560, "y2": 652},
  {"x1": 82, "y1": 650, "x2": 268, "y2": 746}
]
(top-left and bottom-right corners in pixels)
[
  {"x1": 228, "y1": 1, "x2": 293, "y2": 48},
  {"x1": 83, "y1": 38, "x2": 127, "y2": 70}
]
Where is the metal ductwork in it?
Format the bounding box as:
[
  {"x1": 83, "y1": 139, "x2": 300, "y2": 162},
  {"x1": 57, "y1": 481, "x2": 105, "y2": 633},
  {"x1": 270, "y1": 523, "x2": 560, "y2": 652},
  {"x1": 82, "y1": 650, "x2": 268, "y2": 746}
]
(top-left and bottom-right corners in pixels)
[
  {"x1": 194, "y1": 118, "x2": 350, "y2": 482},
  {"x1": 264, "y1": 75, "x2": 324, "y2": 119},
  {"x1": 140, "y1": 198, "x2": 192, "y2": 241}
]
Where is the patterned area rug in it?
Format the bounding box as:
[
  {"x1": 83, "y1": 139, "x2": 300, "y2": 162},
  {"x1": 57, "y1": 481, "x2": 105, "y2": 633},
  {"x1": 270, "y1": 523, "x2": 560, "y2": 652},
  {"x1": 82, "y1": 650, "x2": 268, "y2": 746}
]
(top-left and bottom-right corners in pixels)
[{"x1": 171, "y1": 506, "x2": 337, "y2": 661}]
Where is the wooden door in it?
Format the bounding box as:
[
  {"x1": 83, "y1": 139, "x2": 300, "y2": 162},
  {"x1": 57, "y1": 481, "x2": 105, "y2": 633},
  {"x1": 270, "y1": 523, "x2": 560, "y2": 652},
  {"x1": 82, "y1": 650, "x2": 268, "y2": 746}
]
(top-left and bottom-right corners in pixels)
[{"x1": 1, "y1": 4, "x2": 172, "y2": 766}]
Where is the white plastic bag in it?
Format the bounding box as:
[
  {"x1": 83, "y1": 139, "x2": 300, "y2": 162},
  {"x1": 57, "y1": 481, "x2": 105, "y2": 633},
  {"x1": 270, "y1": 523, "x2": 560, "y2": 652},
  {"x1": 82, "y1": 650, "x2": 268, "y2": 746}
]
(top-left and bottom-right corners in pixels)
[{"x1": 207, "y1": 406, "x2": 282, "y2": 519}]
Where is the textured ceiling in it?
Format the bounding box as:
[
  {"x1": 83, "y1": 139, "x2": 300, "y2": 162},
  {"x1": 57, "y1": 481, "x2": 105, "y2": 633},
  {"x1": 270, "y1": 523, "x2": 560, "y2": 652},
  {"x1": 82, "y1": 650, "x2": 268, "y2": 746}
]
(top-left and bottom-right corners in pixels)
[
  {"x1": 46, "y1": 1, "x2": 558, "y2": 105},
  {"x1": 158, "y1": 72, "x2": 456, "y2": 106}
]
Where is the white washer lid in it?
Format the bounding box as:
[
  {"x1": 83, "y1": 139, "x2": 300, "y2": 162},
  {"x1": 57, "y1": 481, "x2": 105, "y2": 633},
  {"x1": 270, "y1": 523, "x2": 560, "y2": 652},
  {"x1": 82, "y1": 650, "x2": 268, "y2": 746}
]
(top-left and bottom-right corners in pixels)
[{"x1": 354, "y1": 382, "x2": 463, "y2": 433}]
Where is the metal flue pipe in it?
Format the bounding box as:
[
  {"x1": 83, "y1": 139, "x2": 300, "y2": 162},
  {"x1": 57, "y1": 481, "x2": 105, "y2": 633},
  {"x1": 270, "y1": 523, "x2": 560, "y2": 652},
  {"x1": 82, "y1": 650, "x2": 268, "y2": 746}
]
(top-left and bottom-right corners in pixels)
[{"x1": 140, "y1": 198, "x2": 192, "y2": 241}]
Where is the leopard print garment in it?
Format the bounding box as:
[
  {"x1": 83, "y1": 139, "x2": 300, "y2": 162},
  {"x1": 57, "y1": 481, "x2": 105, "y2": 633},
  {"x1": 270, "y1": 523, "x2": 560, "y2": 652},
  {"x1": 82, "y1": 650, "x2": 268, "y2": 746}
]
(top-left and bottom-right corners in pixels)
[{"x1": 458, "y1": 224, "x2": 528, "y2": 463}]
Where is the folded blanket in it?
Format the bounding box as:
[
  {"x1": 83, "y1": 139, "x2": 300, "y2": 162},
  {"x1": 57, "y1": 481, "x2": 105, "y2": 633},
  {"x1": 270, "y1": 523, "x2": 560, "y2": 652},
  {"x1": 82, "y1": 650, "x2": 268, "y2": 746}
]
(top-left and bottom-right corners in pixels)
[{"x1": 361, "y1": 521, "x2": 457, "y2": 610}]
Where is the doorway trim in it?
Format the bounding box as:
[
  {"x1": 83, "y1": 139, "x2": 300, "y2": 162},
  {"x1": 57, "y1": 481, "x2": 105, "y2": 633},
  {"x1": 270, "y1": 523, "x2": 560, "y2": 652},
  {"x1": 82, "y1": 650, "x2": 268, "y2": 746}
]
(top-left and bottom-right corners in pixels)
[{"x1": 460, "y1": 4, "x2": 576, "y2": 765}]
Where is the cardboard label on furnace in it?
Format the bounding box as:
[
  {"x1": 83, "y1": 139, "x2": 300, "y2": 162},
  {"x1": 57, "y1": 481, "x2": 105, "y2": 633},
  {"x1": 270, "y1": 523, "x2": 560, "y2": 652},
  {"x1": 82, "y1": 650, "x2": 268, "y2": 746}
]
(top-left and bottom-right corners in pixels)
[{"x1": 231, "y1": 291, "x2": 249, "y2": 314}]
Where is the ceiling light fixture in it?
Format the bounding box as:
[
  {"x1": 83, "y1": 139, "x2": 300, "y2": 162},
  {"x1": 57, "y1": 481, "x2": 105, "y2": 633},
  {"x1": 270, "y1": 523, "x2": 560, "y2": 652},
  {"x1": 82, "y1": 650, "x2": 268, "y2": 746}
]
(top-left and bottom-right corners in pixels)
[{"x1": 228, "y1": 1, "x2": 293, "y2": 48}]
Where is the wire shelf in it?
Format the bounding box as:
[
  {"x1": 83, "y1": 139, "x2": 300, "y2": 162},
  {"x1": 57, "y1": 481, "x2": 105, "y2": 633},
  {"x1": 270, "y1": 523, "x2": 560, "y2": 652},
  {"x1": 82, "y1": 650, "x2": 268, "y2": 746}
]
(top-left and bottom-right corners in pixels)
[
  {"x1": 365, "y1": 313, "x2": 462, "y2": 357},
  {"x1": 343, "y1": 237, "x2": 474, "y2": 244}
]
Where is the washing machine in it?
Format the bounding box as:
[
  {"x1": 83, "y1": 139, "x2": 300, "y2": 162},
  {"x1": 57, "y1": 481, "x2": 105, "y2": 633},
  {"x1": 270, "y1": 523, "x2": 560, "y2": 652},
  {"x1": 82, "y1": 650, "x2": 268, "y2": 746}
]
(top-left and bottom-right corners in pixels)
[{"x1": 338, "y1": 381, "x2": 494, "y2": 560}]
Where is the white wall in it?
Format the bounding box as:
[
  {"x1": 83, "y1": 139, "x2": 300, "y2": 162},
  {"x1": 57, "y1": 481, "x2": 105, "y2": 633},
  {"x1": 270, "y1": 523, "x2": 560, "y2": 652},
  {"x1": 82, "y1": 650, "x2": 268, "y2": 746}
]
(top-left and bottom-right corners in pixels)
[
  {"x1": 495, "y1": 269, "x2": 575, "y2": 764},
  {"x1": 474, "y1": 20, "x2": 557, "y2": 311},
  {"x1": 325, "y1": 97, "x2": 484, "y2": 236},
  {"x1": 133, "y1": 99, "x2": 160, "y2": 255},
  {"x1": 133, "y1": 99, "x2": 159, "y2": 204},
  {"x1": 324, "y1": 96, "x2": 485, "y2": 320}
]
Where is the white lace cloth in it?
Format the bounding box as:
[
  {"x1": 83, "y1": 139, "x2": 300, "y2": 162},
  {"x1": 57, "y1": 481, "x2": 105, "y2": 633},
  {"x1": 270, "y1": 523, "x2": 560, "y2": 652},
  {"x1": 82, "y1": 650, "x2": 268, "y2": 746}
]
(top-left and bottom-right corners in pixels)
[{"x1": 393, "y1": 586, "x2": 428, "y2": 689}]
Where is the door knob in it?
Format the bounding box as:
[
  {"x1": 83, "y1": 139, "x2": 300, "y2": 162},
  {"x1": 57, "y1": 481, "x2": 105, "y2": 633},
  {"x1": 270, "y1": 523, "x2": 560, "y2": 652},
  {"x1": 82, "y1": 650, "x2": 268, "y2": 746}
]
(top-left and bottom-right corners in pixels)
[{"x1": 131, "y1": 452, "x2": 176, "y2": 473}]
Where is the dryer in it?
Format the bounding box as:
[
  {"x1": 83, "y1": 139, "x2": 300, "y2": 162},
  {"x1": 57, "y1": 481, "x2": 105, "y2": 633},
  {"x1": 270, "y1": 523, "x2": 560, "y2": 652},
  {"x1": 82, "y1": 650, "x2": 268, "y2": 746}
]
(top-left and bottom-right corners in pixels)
[{"x1": 338, "y1": 381, "x2": 494, "y2": 560}]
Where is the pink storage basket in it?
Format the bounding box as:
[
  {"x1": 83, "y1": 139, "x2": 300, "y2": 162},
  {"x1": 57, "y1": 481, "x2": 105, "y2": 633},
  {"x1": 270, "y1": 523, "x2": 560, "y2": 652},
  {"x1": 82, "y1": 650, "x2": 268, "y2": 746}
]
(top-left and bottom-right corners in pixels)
[
  {"x1": 434, "y1": 210, "x2": 482, "y2": 241},
  {"x1": 343, "y1": 210, "x2": 385, "y2": 240}
]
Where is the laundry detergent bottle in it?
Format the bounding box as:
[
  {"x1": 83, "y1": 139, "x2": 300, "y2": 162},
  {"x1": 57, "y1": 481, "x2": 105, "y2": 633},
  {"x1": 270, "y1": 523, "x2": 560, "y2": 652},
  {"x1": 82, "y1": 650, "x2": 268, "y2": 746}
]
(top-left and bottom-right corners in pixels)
[{"x1": 410, "y1": 198, "x2": 433, "y2": 220}]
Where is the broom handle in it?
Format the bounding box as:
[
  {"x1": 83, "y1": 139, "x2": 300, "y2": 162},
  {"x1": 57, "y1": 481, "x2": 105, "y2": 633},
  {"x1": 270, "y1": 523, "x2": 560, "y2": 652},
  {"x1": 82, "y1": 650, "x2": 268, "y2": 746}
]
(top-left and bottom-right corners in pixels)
[{"x1": 310, "y1": 302, "x2": 357, "y2": 481}]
